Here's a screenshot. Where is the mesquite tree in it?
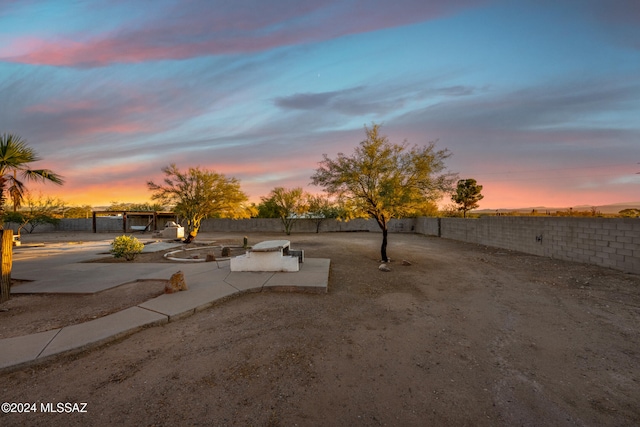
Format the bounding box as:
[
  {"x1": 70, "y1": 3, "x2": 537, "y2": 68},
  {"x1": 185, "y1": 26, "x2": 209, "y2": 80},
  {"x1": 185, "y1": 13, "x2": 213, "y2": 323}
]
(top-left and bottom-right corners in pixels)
[
  {"x1": 311, "y1": 123, "x2": 455, "y2": 262},
  {"x1": 147, "y1": 164, "x2": 249, "y2": 240},
  {"x1": 259, "y1": 187, "x2": 308, "y2": 235}
]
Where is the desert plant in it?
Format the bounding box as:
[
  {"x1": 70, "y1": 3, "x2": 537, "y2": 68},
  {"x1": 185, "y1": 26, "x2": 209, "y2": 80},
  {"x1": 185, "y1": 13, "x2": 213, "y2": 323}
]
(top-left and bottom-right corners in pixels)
[
  {"x1": 451, "y1": 178, "x2": 484, "y2": 218},
  {"x1": 111, "y1": 235, "x2": 144, "y2": 261},
  {"x1": 4, "y1": 191, "x2": 64, "y2": 235},
  {"x1": 0, "y1": 133, "x2": 64, "y2": 218},
  {"x1": 311, "y1": 123, "x2": 455, "y2": 262},
  {"x1": 147, "y1": 164, "x2": 249, "y2": 239},
  {"x1": 259, "y1": 187, "x2": 308, "y2": 235}
]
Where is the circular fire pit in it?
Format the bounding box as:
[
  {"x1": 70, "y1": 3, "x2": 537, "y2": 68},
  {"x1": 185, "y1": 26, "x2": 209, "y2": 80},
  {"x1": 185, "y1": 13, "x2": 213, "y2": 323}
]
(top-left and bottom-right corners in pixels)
[{"x1": 163, "y1": 245, "x2": 246, "y2": 262}]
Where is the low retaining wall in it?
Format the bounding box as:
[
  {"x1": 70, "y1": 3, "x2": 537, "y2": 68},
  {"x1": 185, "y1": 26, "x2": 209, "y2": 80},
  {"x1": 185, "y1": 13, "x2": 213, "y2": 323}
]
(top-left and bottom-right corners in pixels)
[
  {"x1": 5, "y1": 218, "x2": 123, "y2": 233},
  {"x1": 8, "y1": 217, "x2": 416, "y2": 234},
  {"x1": 415, "y1": 217, "x2": 640, "y2": 275},
  {"x1": 9, "y1": 216, "x2": 639, "y2": 274},
  {"x1": 198, "y1": 218, "x2": 415, "y2": 233}
]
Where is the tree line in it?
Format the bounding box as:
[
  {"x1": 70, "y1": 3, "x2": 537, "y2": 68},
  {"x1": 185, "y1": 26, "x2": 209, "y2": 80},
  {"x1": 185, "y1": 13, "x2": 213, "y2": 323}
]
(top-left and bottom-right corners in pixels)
[
  {"x1": 5, "y1": 124, "x2": 635, "y2": 247},
  {"x1": 1, "y1": 125, "x2": 636, "y2": 303},
  {"x1": 1, "y1": 124, "x2": 474, "y2": 262}
]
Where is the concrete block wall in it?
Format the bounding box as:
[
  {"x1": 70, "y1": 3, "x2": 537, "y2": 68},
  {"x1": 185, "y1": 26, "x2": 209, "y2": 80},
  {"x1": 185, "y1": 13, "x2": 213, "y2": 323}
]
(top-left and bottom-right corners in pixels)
[
  {"x1": 13, "y1": 217, "x2": 416, "y2": 235},
  {"x1": 544, "y1": 218, "x2": 640, "y2": 273},
  {"x1": 414, "y1": 217, "x2": 440, "y2": 237},
  {"x1": 416, "y1": 216, "x2": 640, "y2": 274},
  {"x1": 452, "y1": 217, "x2": 547, "y2": 256},
  {"x1": 10, "y1": 215, "x2": 638, "y2": 274},
  {"x1": 199, "y1": 218, "x2": 415, "y2": 233},
  {"x1": 199, "y1": 218, "x2": 283, "y2": 233},
  {"x1": 6, "y1": 218, "x2": 123, "y2": 234}
]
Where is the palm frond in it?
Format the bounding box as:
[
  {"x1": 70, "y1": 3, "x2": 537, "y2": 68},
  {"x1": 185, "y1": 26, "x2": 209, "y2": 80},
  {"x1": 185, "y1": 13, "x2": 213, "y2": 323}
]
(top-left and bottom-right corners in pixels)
[{"x1": 21, "y1": 169, "x2": 65, "y2": 185}]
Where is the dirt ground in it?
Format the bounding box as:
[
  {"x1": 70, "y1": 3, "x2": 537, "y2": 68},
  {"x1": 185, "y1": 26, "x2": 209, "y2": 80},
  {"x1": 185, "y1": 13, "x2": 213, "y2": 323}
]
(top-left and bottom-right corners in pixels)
[
  {"x1": 1, "y1": 238, "x2": 245, "y2": 339},
  {"x1": 1, "y1": 231, "x2": 639, "y2": 426},
  {"x1": 0, "y1": 279, "x2": 167, "y2": 339}
]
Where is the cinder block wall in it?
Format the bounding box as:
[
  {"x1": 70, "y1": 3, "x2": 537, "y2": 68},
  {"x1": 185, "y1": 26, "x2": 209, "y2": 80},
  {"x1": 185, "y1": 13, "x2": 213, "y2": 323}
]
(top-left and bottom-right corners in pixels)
[
  {"x1": 199, "y1": 218, "x2": 416, "y2": 233},
  {"x1": 414, "y1": 217, "x2": 440, "y2": 236},
  {"x1": 15, "y1": 217, "x2": 416, "y2": 234},
  {"x1": 6, "y1": 218, "x2": 123, "y2": 233},
  {"x1": 416, "y1": 217, "x2": 640, "y2": 274},
  {"x1": 12, "y1": 215, "x2": 639, "y2": 274}
]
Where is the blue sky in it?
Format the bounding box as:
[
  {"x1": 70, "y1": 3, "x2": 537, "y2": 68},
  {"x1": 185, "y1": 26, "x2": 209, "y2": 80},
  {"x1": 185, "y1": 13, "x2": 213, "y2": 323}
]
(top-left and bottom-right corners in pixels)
[{"x1": 1, "y1": 0, "x2": 639, "y2": 209}]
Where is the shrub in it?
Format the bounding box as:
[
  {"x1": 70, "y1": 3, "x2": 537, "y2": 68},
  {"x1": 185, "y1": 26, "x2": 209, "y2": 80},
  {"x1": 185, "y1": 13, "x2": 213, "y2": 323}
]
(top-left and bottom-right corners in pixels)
[{"x1": 111, "y1": 235, "x2": 144, "y2": 261}]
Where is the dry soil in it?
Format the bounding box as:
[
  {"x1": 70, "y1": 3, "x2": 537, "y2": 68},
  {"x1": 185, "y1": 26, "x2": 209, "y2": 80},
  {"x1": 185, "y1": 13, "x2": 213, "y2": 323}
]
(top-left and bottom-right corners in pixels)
[{"x1": 0, "y1": 231, "x2": 638, "y2": 426}]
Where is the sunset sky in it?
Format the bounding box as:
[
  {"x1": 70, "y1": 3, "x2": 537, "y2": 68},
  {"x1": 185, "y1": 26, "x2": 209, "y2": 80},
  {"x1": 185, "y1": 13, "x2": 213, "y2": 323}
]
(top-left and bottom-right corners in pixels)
[{"x1": 1, "y1": 0, "x2": 639, "y2": 210}]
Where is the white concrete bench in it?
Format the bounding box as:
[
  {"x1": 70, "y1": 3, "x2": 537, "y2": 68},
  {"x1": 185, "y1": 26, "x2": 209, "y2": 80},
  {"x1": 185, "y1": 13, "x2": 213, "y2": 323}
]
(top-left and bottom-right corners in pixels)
[
  {"x1": 152, "y1": 222, "x2": 184, "y2": 239},
  {"x1": 230, "y1": 240, "x2": 300, "y2": 272}
]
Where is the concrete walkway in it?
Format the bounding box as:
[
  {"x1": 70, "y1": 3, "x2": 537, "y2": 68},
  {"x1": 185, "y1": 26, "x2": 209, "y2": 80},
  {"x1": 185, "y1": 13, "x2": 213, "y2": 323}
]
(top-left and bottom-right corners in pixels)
[{"x1": 1, "y1": 240, "x2": 329, "y2": 371}]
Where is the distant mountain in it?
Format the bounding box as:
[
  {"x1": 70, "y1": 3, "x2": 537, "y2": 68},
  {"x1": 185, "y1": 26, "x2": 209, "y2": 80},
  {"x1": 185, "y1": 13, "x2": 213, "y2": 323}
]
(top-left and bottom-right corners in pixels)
[{"x1": 474, "y1": 201, "x2": 640, "y2": 215}]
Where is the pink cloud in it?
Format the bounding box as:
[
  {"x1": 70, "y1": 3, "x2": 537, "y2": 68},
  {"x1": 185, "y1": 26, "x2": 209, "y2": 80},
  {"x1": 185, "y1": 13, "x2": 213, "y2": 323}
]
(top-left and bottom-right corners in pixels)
[
  {"x1": 48, "y1": 158, "x2": 313, "y2": 206},
  {"x1": 30, "y1": 152, "x2": 639, "y2": 208},
  {"x1": 2, "y1": 0, "x2": 490, "y2": 67},
  {"x1": 25, "y1": 100, "x2": 93, "y2": 114},
  {"x1": 22, "y1": 84, "x2": 193, "y2": 140},
  {"x1": 594, "y1": 0, "x2": 640, "y2": 25},
  {"x1": 69, "y1": 119, "x2": 147, "y2": 136},
  {"x1": 24, "y1": 104, "x2": 149, "y2": 137}
]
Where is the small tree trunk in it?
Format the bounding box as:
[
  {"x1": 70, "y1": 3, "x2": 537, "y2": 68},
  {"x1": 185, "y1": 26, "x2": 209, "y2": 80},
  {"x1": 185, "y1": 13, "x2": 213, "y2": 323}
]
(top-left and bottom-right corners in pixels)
[
  {"x1": 373, "y1": 213, "x2": 389, "y2": 262},
  {"x1": 190, "y1": 217, "x2": 202, "y2": 236},
  {"x1": 282, "y1": 217, "x2": 293, "y2": 235},
  {"x1": 0, "y1": 229, "x2": 13, "y2": 303},
  {"x1": 380, "y1": 227, "x2": 388, "y2": 262},
  {"x1": 183, "y1": 232, "x2": 197, "y2": 244},
  {"x1": 183, "y1": 218, "x2": 198, "y2": 244}
]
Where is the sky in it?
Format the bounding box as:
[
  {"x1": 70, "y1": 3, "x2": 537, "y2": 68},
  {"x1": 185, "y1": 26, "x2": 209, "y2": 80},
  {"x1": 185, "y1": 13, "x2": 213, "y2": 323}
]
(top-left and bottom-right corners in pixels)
[{"x1": 1, "y1": 0, "x2": 639, "y2": 210}]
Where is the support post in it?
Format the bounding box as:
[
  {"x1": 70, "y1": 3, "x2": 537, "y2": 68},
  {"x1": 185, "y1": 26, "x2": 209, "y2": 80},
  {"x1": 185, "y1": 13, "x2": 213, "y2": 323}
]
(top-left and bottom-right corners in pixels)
[{"x1": 0, "y1": 229, "x2": 13, "y2": 303}]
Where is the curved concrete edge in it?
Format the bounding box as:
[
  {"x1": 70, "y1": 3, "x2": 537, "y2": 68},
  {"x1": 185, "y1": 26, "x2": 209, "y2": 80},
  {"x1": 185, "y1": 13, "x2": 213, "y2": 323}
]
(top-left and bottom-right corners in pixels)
[
  {"x1": 0, "y1": 329, "x2": 61, "y2": 371},
  {"x1": 38, "y1": 307, "x2": 168, "y2": 359},
  {"x1": 0, "y1": 258, "x2": 330, "y2": 373},
  {"x1": 139, "y1": 281, "x2": 239, "y2": 321},
  {"x1": 0, "y1": 308, "x2": 167, "y2": 373}
]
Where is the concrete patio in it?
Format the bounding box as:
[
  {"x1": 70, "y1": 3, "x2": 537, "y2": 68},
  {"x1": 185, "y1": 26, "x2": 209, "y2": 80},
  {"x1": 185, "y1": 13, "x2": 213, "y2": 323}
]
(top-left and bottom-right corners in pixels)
[{"x1": 1, "y1": 240, "x2": 329, "y2": 371}]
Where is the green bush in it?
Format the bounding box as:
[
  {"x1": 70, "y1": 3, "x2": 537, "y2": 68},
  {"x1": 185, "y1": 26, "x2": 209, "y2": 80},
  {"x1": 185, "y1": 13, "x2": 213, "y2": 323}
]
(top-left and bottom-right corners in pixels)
[{"x1": 111, "y1": 235, "x2": 144, "y2": 261}]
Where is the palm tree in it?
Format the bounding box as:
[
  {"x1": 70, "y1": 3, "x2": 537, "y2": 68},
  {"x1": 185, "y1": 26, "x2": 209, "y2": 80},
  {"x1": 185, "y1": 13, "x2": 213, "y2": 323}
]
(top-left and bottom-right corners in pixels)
[{"x1": 0, "y1": 133, "x2": 64, "y2": 218}]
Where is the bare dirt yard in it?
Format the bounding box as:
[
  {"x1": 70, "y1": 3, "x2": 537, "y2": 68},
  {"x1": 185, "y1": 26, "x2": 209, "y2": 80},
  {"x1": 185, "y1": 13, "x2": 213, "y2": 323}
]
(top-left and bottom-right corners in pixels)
[
  {"x1": 1, "y1": 231, "x2": 639, "y2": 426},
  {"x1": 1, "y1": 237, "x2": 244, "y2": 339}
]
